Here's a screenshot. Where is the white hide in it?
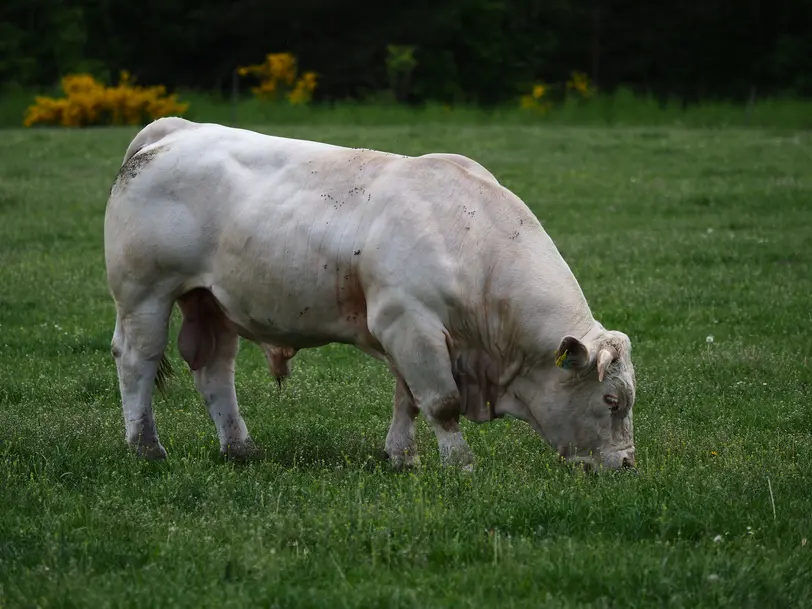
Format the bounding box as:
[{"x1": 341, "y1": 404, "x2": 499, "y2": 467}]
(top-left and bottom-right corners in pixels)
[{"x1": 104, "y1": 117, "x2": 637, "y2": 470}]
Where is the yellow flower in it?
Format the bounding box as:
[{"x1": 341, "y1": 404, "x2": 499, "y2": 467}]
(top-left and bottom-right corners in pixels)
[
  {"x1": 238, "y1": 53, "x2": 318, "y2": 105},
  {"x1": 532, "y1": 84, "x2": 546, "y2": 99},
  {"x1": 566, "y1": 71, "x2": 592, "y2": 98},
  {"x1": 520, "y1": 94, "x2": 552, "y2": 116},
  {"x1": 299, "y1": 71, "x2": 318, "y2": 92},
  {"x1": 268, "y1": 53, "x2": 297, "y2": 84},
  {"x1": 287, "y1": 88, "x2": 307, "y2": 105},
  {"x1": 520, "y1": 94, "x2": 537, "y2": 110},
  {"x1": 251, "y1": 79, "x2": 278, "y2": 101}
]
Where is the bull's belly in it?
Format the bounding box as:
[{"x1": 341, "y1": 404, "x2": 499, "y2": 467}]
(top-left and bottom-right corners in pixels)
[{"x1": 185, "y1": 260, "x2": 378, "y2": 354}]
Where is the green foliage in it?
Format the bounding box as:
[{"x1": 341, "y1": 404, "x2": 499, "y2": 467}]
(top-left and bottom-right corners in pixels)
[
  {"x1": 0, "y1": 0, "x2": 102, "y2": 86},
  {"x1": 1, "y1": 123, "x2": 811, "y2": 607},
  {"x1": 6, "y1": 88, "x2": 808, "y2": 130},
  {"x1": 1, "y1": 0, "x2": 810, "y2": 104},
  {"x1": 385, "y1": 45, "x2": 418, "y2": 103}
]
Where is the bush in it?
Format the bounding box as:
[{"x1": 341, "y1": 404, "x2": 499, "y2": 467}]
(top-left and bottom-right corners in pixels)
[
  {"x1": 23, "y1": 71, "x2": 189, "y2": 127},
  {"x1": 519, "y1": 70, "x2": 594, "y2": 116},
  {"x1": 237, "y1": 53, "x2": 318, "y2": 105}
]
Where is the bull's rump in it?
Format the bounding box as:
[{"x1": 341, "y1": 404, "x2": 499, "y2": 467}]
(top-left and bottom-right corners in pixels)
[{"x1": 104, "y1": 121, "x2": 502, "y2": 352}]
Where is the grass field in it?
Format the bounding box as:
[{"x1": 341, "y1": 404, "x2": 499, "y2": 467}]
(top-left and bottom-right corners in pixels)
[{"x1": 0, "y1": 123, "x2": 811, "y2": 608}]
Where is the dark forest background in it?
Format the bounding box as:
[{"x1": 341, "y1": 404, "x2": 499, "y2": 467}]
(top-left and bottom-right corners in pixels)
[{"x1": 1, "y1": 0, "x2": 810, "y2": 105}]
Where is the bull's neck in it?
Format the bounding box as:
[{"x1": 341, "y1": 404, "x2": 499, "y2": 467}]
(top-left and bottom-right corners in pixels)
[{"x1": 477, "y1": 239, "x2": 596, "y2": 373}]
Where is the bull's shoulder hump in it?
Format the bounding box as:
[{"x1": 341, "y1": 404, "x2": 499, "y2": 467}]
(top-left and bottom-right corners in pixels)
[
  {"x1": 387, "y1": 154, "x2": 509, "y2": 202},
  {"x1": 416, "y1": 152, "x2": 499, "y2": 185}
]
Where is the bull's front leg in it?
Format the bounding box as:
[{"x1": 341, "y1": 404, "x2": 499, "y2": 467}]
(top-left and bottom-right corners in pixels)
[
  {"x1": 371, "y1": 301, "x2": 475, "y2": 469},
  {"x1": 424, "y1": 400, "x2": 473, "y2": 470},
  {"x1": 385, "y1": 374, "x2": 420, "y2": 469}
]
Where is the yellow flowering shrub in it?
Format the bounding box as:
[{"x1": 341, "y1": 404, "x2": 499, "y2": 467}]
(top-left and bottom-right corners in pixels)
[
  {"x1": 566, "y1": 71, "x2": 592, "y2": 98},
  {"x1": 24, "y1": 71, "x2": 188, "y2": 127},
  {"x1": 237, "y1": 53, "x2": 318, "y2": 105},
  {"x1": 520, "y1": 83, "x2": 553, "y2": 114},
  {"x1": 520, "y1": 70, "x2": 594, "y2": 114}
]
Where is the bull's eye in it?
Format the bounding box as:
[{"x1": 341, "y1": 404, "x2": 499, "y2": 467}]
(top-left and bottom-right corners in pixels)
[{"x1": 604, "y1": 394, "x2": 619, "y2": 411}]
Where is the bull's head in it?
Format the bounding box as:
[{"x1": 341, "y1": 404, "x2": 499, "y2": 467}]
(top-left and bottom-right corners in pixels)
[{"x1": 502, "y1": 326, "x2": 637, "y2": 471}]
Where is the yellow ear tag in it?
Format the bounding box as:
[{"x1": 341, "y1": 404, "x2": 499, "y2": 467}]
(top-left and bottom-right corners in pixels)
[{"x1": 555, "y1": 350, "x2": 570, "y2": 369}]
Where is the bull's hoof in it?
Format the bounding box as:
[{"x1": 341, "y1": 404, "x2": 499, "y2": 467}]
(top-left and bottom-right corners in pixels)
[
  {"x1": 389, "y1": 452, "x2": 421, "y2": 471},
  {"x1": 130, "y1": 441, "x2": 168, "y2": 461},
  {"x1": 384, "y1": 443, "x2": 421, "y2": 471},
  {"x1": 221, "y1": 437, "x2": 263, "y2": 462},
  {"x1": 440, "y1": 444, "x2": 475, "y2": 470}
]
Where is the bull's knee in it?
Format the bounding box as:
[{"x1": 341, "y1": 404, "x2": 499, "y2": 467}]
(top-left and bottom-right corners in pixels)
[
  {"x1": 423, "y1": 394, "x2": 462, "y2": 424},
  {"x1": 111, "y1": 320, "x2": 124, "y2": 360}
]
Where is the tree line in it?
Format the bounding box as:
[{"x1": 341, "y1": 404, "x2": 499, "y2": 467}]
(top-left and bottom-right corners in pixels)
[{"x1": 1, "y1": 0, "x2": 809, "y2": 105}]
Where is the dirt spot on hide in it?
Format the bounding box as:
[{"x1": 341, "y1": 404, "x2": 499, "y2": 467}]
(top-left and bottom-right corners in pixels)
[
  {"x1": 334, "y1": 265, "x2": 367, "y2": 326},
  {"x1": 112, "y1": 146, "x2": 166, "y2": 193}
]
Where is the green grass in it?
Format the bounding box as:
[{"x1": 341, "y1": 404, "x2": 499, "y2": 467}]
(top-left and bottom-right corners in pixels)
[{"x1": 1, "y1": 123, "x2": 811, "y2": 608}]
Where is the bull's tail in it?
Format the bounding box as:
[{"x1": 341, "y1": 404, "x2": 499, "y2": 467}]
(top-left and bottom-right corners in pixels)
[
  {"x1": 154, "y1": 353, "x2": 176, "y2": 395},
  {"x1": 114, "y1": 117, "x2": 195, "y2": 396},
  {"x1": 121, "y1": 116, "x2": 198, "y2": 166}
]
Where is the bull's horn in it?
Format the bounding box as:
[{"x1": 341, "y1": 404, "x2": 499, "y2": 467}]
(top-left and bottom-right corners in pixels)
[{"x1": 597, "y1": 348, "x2": 616, "y2": 382}]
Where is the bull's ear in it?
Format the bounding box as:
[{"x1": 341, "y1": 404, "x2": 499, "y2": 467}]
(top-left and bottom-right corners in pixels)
[{"x1": 555, "y1": 336, "x2": 591, "y2": 371}]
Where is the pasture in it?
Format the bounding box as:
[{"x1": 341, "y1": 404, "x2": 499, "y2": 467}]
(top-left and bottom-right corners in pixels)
[{"x1": 0, "y1": 123, "x2": 810, "y2": 608}]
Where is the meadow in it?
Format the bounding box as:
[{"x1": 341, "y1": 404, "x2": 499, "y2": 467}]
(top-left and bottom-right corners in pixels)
[{"x1": 0, "y1": 120, "x2": 810, "y2": 608}]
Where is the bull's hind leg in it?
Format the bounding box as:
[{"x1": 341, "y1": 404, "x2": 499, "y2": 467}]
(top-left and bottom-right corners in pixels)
[
  {"x1": 177, "y1": 289, "x2": 259, "y2": 460},
  {"x1": 111, "y1": 299, "x2": 173, "y2": 460},
  {"x1": 370, "y1": 301, "x2": 474, "y2": 469}
]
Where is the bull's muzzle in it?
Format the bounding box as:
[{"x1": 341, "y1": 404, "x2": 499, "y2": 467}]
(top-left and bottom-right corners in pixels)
[
  {"x1": 562, "y1": 447, "x2": 636, "y2": 473},
  {"x1": 604, "y1": 446, "x2": 635, "y2": 469}
]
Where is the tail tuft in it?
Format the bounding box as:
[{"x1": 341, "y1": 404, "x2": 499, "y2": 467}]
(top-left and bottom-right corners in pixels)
[{"x1": 154, "y1": 354, "x2": 175, "y2": 394}]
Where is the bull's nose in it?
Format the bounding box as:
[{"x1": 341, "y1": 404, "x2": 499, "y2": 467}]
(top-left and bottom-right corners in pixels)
[{"x1": 620, "y1": 450, "x2": 639, "y2": 474}]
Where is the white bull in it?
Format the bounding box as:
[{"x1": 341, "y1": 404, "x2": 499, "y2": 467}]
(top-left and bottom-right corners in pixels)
[{"x1": 104, "y1": 117, "x2": 637, "y2": 471}]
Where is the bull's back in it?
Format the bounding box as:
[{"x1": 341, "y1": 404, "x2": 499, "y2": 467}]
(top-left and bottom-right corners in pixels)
[{"x1": 107, "y1": 120, "x2": 523, "y2": 350}]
